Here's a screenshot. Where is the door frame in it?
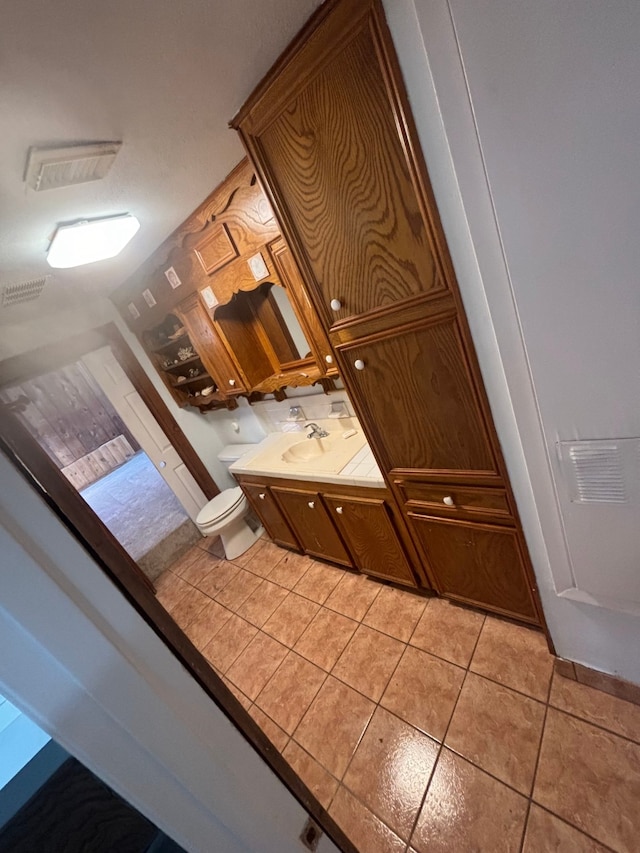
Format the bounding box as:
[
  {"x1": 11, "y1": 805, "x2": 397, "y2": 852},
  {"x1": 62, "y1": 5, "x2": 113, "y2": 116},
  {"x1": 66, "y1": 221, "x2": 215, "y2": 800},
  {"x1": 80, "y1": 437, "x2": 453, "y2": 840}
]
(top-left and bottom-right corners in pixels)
[
  {"x1": 0, "y1": 323, "x2": 220, "y2": 593},
  {"x1": 0, "y1": 447, "x2": 352, "y2": 852},
  {"x1": 0, "y1": 323, "x2": 219, "y2": 503},
  {"x1": 0, "y1": 349, "x2": 356, "y2": 852}
]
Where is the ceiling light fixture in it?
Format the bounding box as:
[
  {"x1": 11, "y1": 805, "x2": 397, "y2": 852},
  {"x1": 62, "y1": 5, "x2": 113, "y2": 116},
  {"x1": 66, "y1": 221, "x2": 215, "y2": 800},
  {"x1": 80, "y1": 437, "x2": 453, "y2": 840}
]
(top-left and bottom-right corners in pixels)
[{"x1": 46, "y1": 214, "x2": 140, "y2": 269}]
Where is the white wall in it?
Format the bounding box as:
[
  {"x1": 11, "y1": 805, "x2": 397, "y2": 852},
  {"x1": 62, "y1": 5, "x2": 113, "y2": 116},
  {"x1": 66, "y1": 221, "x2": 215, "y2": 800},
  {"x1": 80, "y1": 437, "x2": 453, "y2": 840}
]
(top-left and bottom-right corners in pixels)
[
  {"x1": 384, "y1": 0, "x2": 640, "y2": 681},
  {"x1": 0, "y1": 449, "x2": 340, "y2": 853}
]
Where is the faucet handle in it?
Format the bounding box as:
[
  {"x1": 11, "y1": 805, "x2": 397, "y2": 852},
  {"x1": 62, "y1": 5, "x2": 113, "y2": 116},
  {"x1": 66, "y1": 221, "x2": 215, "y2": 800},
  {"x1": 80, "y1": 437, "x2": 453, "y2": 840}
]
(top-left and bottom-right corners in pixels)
[
  {"x1": 329, "y1": 400, "x2": 349, "y2": 419},
  {"x1": 287, "y1": 405, "x2": 305, "y2": 422}
]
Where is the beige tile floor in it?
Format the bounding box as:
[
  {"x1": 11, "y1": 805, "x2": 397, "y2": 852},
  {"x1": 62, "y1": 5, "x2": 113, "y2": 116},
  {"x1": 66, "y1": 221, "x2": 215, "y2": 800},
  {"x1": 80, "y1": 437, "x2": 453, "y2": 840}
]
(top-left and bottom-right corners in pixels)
[{"x1": 156, "y1": 537, "x2": 640, "y2": 853}]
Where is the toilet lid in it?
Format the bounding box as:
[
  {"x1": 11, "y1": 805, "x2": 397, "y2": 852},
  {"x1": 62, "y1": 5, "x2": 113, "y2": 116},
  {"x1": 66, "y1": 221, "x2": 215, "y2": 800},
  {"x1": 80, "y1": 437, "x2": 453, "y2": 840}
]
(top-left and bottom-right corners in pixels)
[{"x1": 196, "y1": 487, "x2": 244, "y2": 525}]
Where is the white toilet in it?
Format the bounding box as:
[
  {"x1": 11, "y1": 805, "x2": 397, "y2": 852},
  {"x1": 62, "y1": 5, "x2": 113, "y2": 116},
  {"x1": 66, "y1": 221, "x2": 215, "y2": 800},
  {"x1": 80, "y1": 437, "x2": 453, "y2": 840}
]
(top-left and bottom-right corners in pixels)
[{"x1": 195, "y1": 444, "x2": 263, "y2": 560}]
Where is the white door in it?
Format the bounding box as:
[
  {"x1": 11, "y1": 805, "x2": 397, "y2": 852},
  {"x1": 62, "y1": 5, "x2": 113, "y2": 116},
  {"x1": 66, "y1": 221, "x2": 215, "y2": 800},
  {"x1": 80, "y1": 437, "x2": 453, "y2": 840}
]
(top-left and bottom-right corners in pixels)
[{"x1": 82, "y1": 346, "x2": 208, "y2": 521}]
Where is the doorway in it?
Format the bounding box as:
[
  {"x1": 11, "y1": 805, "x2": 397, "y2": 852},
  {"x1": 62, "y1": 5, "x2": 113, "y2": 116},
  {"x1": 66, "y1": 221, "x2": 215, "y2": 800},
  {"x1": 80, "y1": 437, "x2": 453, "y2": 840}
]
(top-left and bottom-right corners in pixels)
[
  {"x1": 0, "y1": 327, "x2": 354, "y2": 853},
  {"x1": 0, "y1": 349, "x2": 205, "y2": 581},
  {"x1": 0, "y1": 323, "x2": 219, "y2": 589}
]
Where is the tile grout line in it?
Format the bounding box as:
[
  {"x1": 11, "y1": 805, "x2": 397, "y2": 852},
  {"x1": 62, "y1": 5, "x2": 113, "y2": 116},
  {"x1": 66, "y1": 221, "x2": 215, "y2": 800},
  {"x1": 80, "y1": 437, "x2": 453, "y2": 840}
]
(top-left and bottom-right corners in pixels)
[
  {"x1": 186, "y1": 557, "x2": 621, "y2": 852},
  {"x1": 403, "y1": 612, "x2": 487, "y2": 853},
  {"x1": 188, "y1": 560, "x2": 558, "y2": 706},
  {"x1": 290, "y1": 581, "x2": 414, "y2": 823},
  {"x1": 170, "y1": 551, "x2": 612, "y2": 851},
  {"x1": 529, "y1": 803, "x2": 618, "y2": 853},
  {"x1": 517, "y1": 689, "x2": 551, "y2": 851},
  {"x1": 254, "y1": 639, "x2": 330, "y2": 737}
]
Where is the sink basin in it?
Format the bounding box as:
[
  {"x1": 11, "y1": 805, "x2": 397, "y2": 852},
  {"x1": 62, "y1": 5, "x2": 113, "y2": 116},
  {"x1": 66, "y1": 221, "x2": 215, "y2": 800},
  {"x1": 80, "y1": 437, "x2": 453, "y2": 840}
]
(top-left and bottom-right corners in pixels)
[
  {"x1": 230, "y1": 424, "x2": 370, "y2": 479},
  {"x1": 282, "y1": 438, "x2": 335, "y2": 463}
]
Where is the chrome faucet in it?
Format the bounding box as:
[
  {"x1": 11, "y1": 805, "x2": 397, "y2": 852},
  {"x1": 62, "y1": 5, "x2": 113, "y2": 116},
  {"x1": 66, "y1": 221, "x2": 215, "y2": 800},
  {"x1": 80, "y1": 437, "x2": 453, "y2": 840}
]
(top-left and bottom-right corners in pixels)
[{"x1": 305, "y1": 422, "x2": 329, "y2": 439}]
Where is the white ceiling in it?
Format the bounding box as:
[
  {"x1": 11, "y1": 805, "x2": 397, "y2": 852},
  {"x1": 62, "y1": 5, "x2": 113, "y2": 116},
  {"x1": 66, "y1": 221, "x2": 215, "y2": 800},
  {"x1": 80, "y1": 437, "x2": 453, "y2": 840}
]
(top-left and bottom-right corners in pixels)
[{"x1": 0, "y1": 0, "x2": 322, "y2": 327}]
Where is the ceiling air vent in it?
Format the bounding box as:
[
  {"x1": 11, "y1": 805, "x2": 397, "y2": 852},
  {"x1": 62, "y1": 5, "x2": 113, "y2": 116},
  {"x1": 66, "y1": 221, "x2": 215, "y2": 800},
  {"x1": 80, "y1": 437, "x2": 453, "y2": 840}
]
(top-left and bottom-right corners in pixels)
[
  {"x1": 558, "y1": 439, "x2": 634, "y2": 503},
  {"x1": 24, "y1": 142, "x2": 122, "y2": 192},
  {"x1": 2, "y1": 276, "x2": 49, "y2": 307}
]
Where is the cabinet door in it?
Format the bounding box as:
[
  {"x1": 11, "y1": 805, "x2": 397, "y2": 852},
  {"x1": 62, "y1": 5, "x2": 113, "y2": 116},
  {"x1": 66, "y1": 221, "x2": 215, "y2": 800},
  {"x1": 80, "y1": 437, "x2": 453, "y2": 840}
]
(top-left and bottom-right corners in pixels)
[
  {"x1": 409, "y1": 513, "x2": 539, "y2": 623},
  {"x1": 234, "y1": 0, "x2": 444, "y2": 330},
  {"x1": 176, "y1": 295, "x2": 246, "y2": 395},
  {"x1": 269, "y1": 238, "x2": 334, "y2": 371},
  {"x1": 324, "y1": 494, "x2": 417, "y2": 587},
  {"x1": 241, "y1": 483, "x2": 300, "y2": 550},
  {"x1": 272, "y1": 487, "x2": 352, "y2": 566},
  {"x1": 338, "y1": 318, "x2": 499, "y2": 479}
]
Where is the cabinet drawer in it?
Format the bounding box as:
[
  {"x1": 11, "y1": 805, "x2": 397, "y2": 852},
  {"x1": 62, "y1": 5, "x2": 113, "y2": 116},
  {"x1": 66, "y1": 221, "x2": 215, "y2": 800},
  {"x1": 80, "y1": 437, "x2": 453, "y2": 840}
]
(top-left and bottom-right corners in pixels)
[
  {"x1": 272, "y1": 487, "x2": 352, "y2": 567},
  {"x1": 241, "y1": 483, "x2": 300, "y2": 550},
  {"x1": 398, "y1": 481, "x2": 512, "y2": 524},
  {"x1": 408, "y1": 512, "x2": 539, "y2": 623},
  {"x1": 323, "y1": 494, "x2": 417, "y2": 587}
]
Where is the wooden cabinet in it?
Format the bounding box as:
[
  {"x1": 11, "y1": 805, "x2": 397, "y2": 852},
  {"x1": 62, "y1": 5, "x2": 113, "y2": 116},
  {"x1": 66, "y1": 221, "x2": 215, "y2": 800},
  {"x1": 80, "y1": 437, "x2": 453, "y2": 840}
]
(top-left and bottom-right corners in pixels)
[
  {"x1": 271, "y1": 486, "x2": 352, "y2": 567},
  {"x1": 409, "y1": 513, "x2": 538, "y2": 621},
  {"x1": 233, "y1": 0, "x2": 545, "y2": 627},
  {"x1": 144, "y1": 313, "x2": 232, "y2": 412},
  {"x1": 323, "y1": 494, "x2": 416, "y2": 586},
  {"x1": 337, "y1": 318, "x2": 498, "y2": 477},
  {"x1": 236, "y1": 473, "x2": 419, "y2": 586},
  {"x1": 111, "y1": 160, "x2": 337, "y2": 410},
  {"x1": 241, "y1": 482, "x2": 300, "y2": 550},
  {"x1": 175, "y1": 294, "x2": 247, "y2": 397}
]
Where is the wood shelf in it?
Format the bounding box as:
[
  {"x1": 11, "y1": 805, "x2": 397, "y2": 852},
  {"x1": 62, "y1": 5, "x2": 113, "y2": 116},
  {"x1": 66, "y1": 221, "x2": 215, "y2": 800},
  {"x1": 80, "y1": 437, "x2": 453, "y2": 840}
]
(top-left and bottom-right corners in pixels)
[
  {"x1": 172, "y1": 374, "x2": 212, "y2": 389},
  {"x1": 163, "y1": 355, "x2": 201, "y2": 371},
  {"x1": 151, "y1": 333, "x2": 189, "y2": 353}
]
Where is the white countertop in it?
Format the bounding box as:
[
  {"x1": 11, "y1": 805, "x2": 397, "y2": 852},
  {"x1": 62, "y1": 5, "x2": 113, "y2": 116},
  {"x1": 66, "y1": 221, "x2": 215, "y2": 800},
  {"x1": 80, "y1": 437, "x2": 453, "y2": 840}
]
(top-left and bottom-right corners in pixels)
[{"x1": 229, "y1": 421, "x2": 385, "y2": 488}]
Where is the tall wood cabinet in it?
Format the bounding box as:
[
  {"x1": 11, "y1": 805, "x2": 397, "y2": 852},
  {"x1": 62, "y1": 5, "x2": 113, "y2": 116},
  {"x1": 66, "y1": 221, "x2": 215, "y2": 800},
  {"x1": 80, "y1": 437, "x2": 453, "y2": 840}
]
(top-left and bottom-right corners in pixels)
[
  {"x1": 233, "y1": 0, "x2": 544, "y2": 625},
  {"x1": 111, "y1": 161, "x2": 337, "y2": 411}
]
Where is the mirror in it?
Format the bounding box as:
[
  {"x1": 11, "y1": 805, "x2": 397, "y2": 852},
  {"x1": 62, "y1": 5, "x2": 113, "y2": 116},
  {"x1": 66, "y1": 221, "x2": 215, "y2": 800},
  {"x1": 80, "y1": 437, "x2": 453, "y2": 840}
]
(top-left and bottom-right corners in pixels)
[
  {"x1": 248, "y1": 281, "x2": 313, "y2": 369},
  {"x1": 269, "y1": 284, "x2": 311, "y2": 361}
]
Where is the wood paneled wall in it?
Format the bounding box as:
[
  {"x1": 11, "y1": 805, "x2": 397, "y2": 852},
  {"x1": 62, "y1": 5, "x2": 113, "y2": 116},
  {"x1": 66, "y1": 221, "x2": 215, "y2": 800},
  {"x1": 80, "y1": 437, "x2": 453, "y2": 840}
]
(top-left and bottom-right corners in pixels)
[{"x1": 0, "y1": 361, "x2": 139, "y2": 487}]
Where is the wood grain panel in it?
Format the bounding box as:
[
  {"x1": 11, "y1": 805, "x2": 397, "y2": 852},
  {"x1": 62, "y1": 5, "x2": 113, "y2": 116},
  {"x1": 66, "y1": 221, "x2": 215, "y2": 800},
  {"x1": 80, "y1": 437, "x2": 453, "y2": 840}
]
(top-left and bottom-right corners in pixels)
[
  {"x1": 397, "y1": 481, "x2": 512, "y2": 525},
  {"x1": 409, "y1": 513, "x2": 539, "y2": 623},
  {"x1": 255, "y1": 22, "x2": 441, "y2": 328},
  {"x1": 61, "y1": 436, "x2": 136, "y2": 490},
  {"x1": 338, "y1": 318, "x2": 498, "y2": 475},
  {"x1": 0, "y1": 362, "x2": 139, "y2": 471},
  {"x1": 175, "y1": 295, "x2": 246, "y2": 394},
  {"x1": 251, "y1": 285, "x2": 302, "y2": 364},
  {"x1": 323, "y1": 493, "x2": 417, "y2": 585},
  {"x1": 212, "y1": 298, "x2": 276, "y2": 388},
  {"x1": 232, "y1": 0, "x2": 549, "y2": 633},
  {"x1": 193, "y1": 222, "x2": 238, "y2": 274},
  {"x1": 269, "y1": 237, "x2": 334, "y2": 371},
  {"x1": 241, "y1": 482, "x2": 301, "y2": 550},
  {"x1": 198, "y1": 247, "x2": 280, "y2": 309},
  {"x1": 272, "y1": 486, "x2": 352, "y2": 566}
]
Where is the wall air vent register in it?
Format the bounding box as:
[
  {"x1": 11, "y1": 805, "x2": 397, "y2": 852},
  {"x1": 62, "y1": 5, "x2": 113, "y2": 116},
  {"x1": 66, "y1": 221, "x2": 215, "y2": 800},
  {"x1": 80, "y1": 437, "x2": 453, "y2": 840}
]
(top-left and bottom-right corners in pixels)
[
  {"x1": 558, "y1": 438, "x2": 638, "y2": 503},
  {"x1": 1, "y1": 277, "x2": 49, "y2": 307},
  {"x1": 24, "y1": 142, "x2": 122, "y2": 192}
]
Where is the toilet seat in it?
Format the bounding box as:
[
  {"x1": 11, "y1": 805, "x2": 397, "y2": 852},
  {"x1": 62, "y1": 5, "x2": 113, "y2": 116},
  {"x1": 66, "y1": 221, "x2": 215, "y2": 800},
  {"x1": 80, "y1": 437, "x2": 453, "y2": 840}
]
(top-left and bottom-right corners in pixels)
[{"x1": 196, "y1": 487, "x2": 244, "y2": 527}]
